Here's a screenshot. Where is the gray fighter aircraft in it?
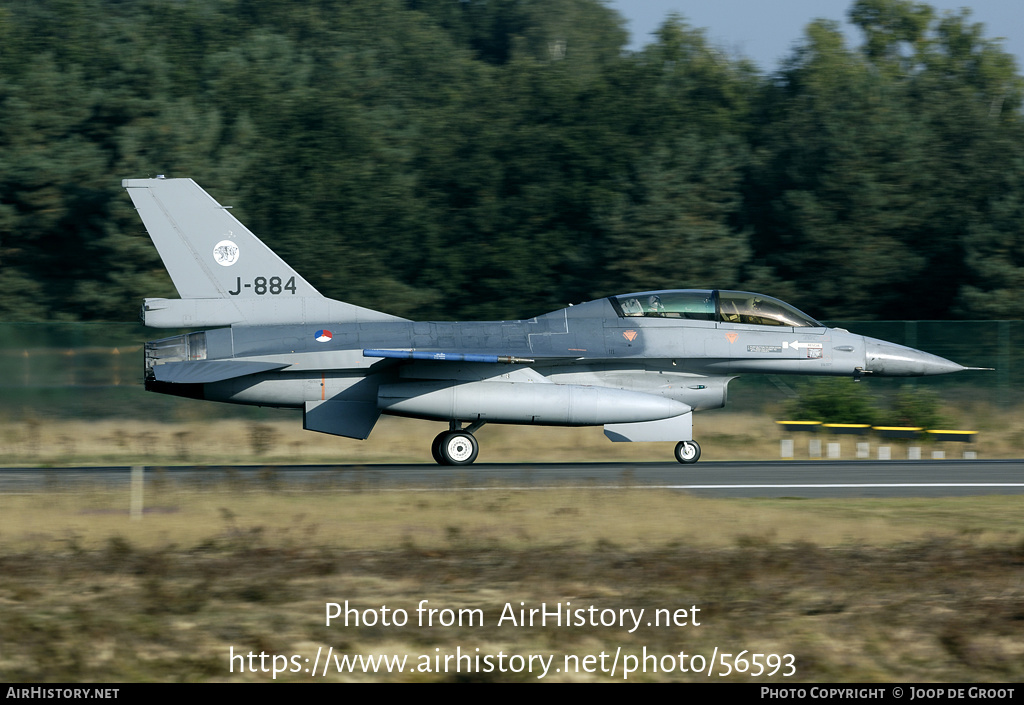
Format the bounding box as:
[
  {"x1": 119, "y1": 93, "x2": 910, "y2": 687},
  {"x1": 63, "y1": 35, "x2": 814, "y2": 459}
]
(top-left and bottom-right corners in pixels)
[{"x1": 124, "y1": 177, "x2": 980, "y2": 465}]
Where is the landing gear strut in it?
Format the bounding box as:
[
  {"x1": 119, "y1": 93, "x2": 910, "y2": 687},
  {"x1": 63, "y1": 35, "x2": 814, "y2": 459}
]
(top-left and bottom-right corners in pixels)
[
  {"x1": 431, "y1": 421, "x2": 485, "y2": 465},
  {"x1": 674, "y1": 440, "x2": 701, "y2": 464}
]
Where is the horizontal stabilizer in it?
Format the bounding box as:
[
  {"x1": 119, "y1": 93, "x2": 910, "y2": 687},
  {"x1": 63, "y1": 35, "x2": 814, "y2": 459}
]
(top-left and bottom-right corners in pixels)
[
  {"x1": 364, "y1": 349, "x2": 535, "y2": 364},
  {"x1": 152, "y1": 360, "x2": 289, "y2": 384},
  {"x1": 142, "y1": 296, "x2": 405, "y2": 328}
]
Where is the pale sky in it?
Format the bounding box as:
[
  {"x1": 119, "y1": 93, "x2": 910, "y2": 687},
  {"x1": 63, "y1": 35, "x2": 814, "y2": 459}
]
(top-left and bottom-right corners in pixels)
[{"x1": 605, "y1": 0, "x2": 1023, "y2": 72}]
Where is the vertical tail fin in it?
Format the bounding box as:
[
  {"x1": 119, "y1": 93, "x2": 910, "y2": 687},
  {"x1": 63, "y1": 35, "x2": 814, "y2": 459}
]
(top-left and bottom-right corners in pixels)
[
  {"x1": 123, "y1": 177, "x2": 319, "y2": 299},
  {"x1": 124, "y1": 177, "x2": 406, "y2": 327}
]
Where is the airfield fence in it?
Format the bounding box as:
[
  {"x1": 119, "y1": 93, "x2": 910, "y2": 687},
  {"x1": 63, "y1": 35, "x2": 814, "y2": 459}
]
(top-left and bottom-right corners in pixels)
[{"x1": 0, "y1": 321, "x2": 1020, "y2": 420}]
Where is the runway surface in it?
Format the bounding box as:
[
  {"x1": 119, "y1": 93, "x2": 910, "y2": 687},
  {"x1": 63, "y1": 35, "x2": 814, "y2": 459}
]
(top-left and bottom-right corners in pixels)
[{"x1": 2, "y1": 460, "x2": 1023, "y2": 497}]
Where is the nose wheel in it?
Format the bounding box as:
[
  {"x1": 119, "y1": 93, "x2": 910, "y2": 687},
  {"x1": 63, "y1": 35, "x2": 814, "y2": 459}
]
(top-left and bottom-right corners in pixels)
[
  {"x1": 431, "y1": 430, "x2": 480, "y2": 465},
  {"x1": 674, "y1": 440, "x2": 701, "y2": 464}
]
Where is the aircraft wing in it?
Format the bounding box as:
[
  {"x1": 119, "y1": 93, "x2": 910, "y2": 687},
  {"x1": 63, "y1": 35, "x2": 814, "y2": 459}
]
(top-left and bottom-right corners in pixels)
[{"x1": 152, "y1": 360, "x2": 290, "y2": 384}]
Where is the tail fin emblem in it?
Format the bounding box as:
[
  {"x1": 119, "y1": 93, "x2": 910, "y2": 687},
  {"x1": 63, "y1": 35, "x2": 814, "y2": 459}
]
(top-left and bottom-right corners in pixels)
[{"x1": 213, "y1": 240, "x2": 239, "y2": 267}]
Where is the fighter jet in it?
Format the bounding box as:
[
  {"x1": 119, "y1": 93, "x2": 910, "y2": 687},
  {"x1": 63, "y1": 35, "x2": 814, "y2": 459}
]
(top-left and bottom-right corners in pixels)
[{"x1": 124, "y1": 177, "x2": 980, "y2": 465}]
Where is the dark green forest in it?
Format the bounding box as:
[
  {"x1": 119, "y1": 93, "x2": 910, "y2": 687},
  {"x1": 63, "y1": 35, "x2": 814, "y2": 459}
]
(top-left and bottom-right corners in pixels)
[{"x1": 1, "y1": 0, "x2": 1022, "y2": 323}]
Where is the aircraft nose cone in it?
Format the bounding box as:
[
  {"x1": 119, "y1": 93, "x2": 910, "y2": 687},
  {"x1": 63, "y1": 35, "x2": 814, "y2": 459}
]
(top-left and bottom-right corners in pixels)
[{"x1": 864, "y1": 339, "x2": 965, "y2": 376}]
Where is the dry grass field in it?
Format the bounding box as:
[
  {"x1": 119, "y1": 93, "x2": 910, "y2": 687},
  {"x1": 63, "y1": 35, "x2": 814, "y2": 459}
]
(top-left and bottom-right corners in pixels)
[
  {"x1": 1, "y1": 477, "x2": 1022, "y2": 682},
  {"x1": 1, "y1": 409, "x2": 1021, "y2": 682}
]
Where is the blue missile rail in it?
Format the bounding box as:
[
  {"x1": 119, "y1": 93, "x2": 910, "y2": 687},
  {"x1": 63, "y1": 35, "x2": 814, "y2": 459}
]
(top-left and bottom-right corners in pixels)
[{"x1": 363, "y1": 349, "x2": 536, "y2": 364}]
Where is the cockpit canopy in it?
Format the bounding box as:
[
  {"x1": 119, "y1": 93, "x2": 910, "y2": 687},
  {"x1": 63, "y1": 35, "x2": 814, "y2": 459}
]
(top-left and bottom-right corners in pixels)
[{"x1": 612, "y1": 290, "x2": 822, "y2": 328}]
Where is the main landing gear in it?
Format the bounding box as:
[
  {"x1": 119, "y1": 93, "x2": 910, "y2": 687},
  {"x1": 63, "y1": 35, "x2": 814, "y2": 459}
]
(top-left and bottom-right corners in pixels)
[
  {"x1": 431, "y1": 421, "x2": 485, "y2": 465},
  {"x1": 674, "y1": 440, "x2": 701, "y2": 464}
]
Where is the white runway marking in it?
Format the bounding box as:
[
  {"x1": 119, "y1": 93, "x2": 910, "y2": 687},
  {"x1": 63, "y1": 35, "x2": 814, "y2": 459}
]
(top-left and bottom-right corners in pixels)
[
  {"x1": 374, "y1": 483, "x2": 1024, "y2": 492},
  {"x1": 659, "y1": 483, "x2": 1024, "y2": 490}
]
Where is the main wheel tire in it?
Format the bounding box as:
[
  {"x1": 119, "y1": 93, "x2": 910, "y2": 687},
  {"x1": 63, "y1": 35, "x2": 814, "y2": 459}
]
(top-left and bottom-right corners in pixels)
[
  {"x1": 431, "y1": 431, "x2": 450, "y2": 465},
  {"x1": 674, "y1": 440, "x2": 701, "y2": 464},
  {"x1": 439, "y1": 431, "x2": 479, "y2": 466}
]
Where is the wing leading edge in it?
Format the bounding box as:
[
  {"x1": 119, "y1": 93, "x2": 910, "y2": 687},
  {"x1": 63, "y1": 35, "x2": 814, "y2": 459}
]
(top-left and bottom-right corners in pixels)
[{"x1": 363, "y1": 349, "x2": 536, "y2": 364}]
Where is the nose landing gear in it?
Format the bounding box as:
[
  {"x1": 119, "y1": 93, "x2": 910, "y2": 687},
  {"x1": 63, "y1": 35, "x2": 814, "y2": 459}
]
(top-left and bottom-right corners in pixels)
[{"x1": 674, "y1": 440, "x2": 701, "y2": 464}]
